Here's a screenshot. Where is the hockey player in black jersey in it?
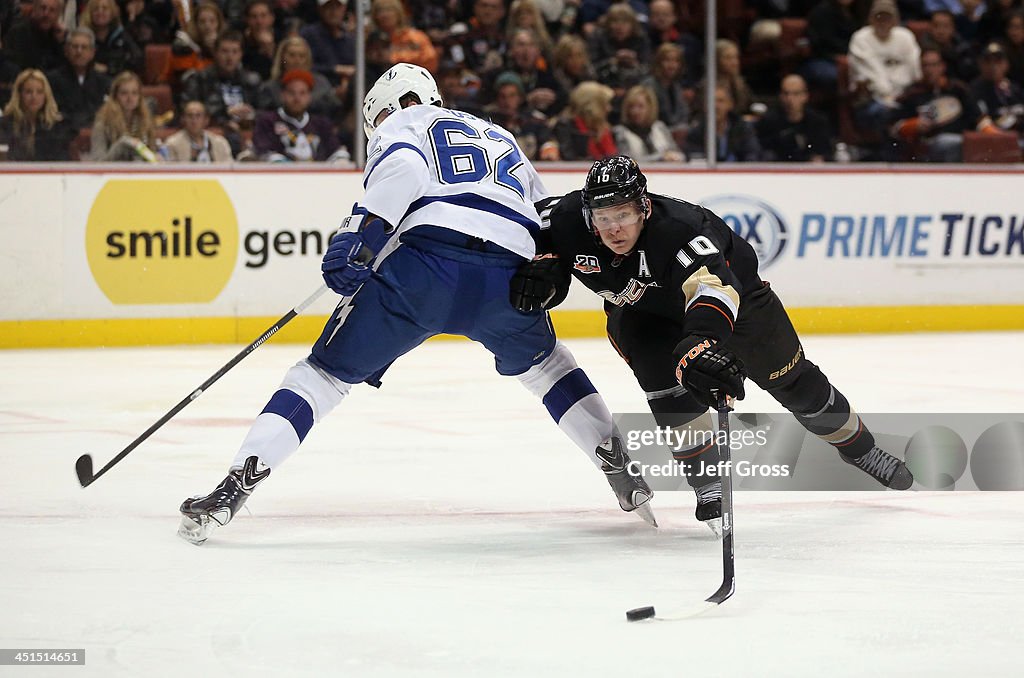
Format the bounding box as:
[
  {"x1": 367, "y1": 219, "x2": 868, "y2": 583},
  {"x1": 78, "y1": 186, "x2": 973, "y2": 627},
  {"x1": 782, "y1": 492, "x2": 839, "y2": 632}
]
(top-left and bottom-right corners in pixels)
[{"x1": 511, "y1": 156, "x2": 913, "y2": 530}]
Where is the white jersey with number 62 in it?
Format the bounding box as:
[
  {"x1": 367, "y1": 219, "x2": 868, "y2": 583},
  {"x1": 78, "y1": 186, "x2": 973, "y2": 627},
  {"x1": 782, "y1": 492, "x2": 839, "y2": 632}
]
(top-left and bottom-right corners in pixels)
[{"x1": 360, "y1": 105, "x2": 548, "y2": 259}]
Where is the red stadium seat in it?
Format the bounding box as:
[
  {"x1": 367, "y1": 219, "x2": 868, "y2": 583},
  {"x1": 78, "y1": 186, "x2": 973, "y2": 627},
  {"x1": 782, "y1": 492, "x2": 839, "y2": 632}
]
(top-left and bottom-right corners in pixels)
[
  {"x1": 778, "y1": 18, "x2": 810, "y2": 73},
  {"x1": 68, "y1": 127, "x2": 93, "y2": 161},
  {"x1": 144, "y1": 44, "x2": 172, "y2": 85},
  {"x1": 962, "y1": 131, "x2": 1022, "y2": 163},
  {"x1": 905, "y1": 20, "x2": 930, "y2": 45},
  {"x1": 142, "y1": 84, "x2": 174, "y2": 116}
]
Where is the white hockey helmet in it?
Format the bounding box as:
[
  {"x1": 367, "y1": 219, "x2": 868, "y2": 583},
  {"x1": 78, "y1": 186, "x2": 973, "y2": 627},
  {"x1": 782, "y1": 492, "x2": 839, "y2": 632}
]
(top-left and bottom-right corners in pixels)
[{"x1": 362, "y1": 63, "x2": 444, "y2": 139}]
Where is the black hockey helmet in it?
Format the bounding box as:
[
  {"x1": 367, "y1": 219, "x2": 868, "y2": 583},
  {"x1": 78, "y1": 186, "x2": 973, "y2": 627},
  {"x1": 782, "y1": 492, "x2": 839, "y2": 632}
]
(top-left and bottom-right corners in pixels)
[{"x1": 581, "y1": 156, "x2": 650, "y2": 231}]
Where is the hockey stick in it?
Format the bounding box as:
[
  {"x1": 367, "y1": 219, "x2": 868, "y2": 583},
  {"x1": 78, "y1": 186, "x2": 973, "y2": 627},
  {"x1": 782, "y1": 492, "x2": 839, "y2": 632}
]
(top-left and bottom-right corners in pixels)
[
  {"x1": 626, "y1": 392, "x2": 736, "y2": 622},
  {"x1": 75, "y1": 283, "x2": 331, "y2": 487}
]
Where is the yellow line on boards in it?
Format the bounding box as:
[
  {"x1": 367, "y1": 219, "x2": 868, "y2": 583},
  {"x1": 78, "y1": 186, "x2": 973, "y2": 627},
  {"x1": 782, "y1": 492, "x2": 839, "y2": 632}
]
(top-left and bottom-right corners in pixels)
[{"x1": 1, "y1": 306, "x2": 1023, "y2": 349}]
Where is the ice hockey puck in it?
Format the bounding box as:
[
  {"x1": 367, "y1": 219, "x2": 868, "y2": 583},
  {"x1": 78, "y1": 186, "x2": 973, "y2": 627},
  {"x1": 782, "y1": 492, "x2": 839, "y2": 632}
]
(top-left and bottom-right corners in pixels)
[{"x1": 626, "y1": 606, "x2": 656, "y2": 622}]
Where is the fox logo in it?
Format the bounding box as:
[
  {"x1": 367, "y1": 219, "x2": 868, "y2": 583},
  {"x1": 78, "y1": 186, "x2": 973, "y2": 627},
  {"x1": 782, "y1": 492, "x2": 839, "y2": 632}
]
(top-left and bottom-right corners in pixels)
[{"x1": 574, "y1": 255, "x2": 601, "y2": 273}]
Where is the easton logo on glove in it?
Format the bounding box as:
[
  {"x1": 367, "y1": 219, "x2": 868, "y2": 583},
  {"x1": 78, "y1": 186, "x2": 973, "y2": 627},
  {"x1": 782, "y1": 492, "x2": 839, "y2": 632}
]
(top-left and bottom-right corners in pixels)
[{"x1": 675, "y1": 338, "x2": 712, "y2": 383}]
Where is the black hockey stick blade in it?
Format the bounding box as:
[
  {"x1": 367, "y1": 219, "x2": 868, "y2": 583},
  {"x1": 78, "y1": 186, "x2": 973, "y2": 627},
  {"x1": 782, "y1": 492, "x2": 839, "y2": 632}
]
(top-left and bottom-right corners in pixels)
[
  {"x1": 75, "y1": 453, "x2": 95, "y2": 487},
  {"x1": 626, "y1": 393, "x2": 736, "y2": 622},
  {"x1": 75, "y1": 284, "x2": 329, "y2": 488}
]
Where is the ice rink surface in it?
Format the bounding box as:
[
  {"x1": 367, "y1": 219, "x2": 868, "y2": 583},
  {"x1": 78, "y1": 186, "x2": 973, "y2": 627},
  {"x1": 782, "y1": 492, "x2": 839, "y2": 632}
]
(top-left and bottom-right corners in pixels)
[{"x1": 2, "y1": 332, "x2": 1023, "y2": 677}]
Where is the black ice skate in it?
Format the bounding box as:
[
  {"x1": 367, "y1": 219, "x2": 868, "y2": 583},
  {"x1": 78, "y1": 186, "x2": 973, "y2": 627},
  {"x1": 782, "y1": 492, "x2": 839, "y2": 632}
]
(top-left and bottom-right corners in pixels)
[
  {"x1": 596, "y1": 436, "x2": 657, "y2": 527},
  {"x1": 178, "y1": 456, "x2": 270, "y2": 545},
  {"x1": 694, "y1": 479, "x2": 724, "y2": 537},
  {"x1": 841, "y1": 446, "x2": 914, "y2": 490}
]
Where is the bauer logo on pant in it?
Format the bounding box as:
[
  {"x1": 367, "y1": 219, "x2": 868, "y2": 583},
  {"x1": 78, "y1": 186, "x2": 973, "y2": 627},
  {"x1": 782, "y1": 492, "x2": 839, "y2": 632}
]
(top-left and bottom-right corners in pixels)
[{"x1": 85, "y1": 179, "x2": 239, "y2": 304}]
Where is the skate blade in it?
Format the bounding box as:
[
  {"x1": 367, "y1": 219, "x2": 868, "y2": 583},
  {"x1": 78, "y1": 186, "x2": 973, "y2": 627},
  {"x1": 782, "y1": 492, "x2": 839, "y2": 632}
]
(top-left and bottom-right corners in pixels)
[
  {"x1": 702, "y1": 516, "x2": 723, "y2": 539},
  {"x1": 633, "y1": 502, "x2": 658, "y2": 528},
  {"x1": 177, "y1": 514, "x2": 218, "y2": 546}
]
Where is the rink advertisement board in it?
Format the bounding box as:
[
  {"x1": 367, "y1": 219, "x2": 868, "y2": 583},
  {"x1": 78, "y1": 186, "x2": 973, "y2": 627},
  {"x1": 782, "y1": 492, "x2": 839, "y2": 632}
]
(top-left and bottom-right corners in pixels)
[{"x1": 1, "y1": 167, "x2": 1022, "y2": 347}]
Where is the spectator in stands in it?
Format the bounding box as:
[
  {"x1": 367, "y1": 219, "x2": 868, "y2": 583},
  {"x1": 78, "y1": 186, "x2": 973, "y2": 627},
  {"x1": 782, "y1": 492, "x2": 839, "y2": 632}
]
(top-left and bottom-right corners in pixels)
[
  {"x1": 121, "y1": 0, "x2": 172, "y2": 46},
  {"x1": 955, "y1": 0, "x2": 986, "y2": 44},
  {"x1": 803, "y1": 0, "x2": 859, "y2": 99},
  {"x1": 920, "y1": 10, "x2": 978, "y2": 82},
  {"x1": 408, "y1": 0, "x2": 464, "y2": 46},
  {"x1": 0, "y1": 68, "x2": 74, "y2": 160},
  {"x1": 496, "y1": 27, "x2": 566, "y2": 116},
  {"x1": 361, "y1": 28, "x2": 395, "y2": 92},
  {"x1": 80, "y1": 0, "x2": 143, "y2": 76},
  {"x1": 645, "y1": 0, "x2": 701, "y2": 83},
  {"x1": 436, "y1": 63, "x2": 485, "y2": 117},
  {"x1": 577, "y1": 0, "x2": 649, "y2": 35},
  {"x1": 587, "y1": 3, "x2": 651, "y2": 96},
  {"x1": 46, "y1": 26, "x2": 111, "y2": 132},
  {"x1": 181, "y1": 30, "x2": 260, "y2": 143},
  {"x1": 2, "y1": 0, "x2": 67, "y2": 73},
  {"x1": 978, "y1": 0, "x2": 1022, "y2": 47},
  {"x1": 273, "y1": 0, "x2": 320, "y2": 36},
  {"x1": 483, "y1": 70, "x2": 551, "y2": 159},
  {"x1": 686, "y1": 82, "x2": 762, "y2": 161},
  {"x1": 849, "y1": 0, "x2": 922, "y2": 136},
  {"x1": 164, "y1": 1, "x2": 224, "y2": 100},
  {"x1": 551, "y1": 34, "x2": 597, "y2": 94},
  {"x1": 252, "y1": 68, "x2": 345, "y2": 161},
  {"x1": 544, "y1": 80, "x2": 618, "y2": 161},
  {"x1": 891, "y1": 48, "x2": 985, "y2": 161},
  {"x1": 710, "y1": 39, "x2": 756, "y2": 116},
  {"x1": 1005, "y1": 10, "x2": 1024, "y2": 82},
  {"x1": 371, "y1": 0, "x2": 439, "y2": 73},
  {"x1": 164, "y1": 100, "x2": 233, "y2": 161},
  {"x1": 756, "y1": 73, "x2": 833, "y2": 161},
  {"x1": 641, "y1": 42, "x2": 691, "y2": 131},
  {"x1": 445, "y1": 0, "x2": 507, "y2": 80},
  {"x1": 612, "y1": 83, "x2": 685, "y2": 161},
  {"x1": 0, "y1": 37, "x2": 22, "y2": 104},
  {"x1": 89, "y1": 70, "x2": 159, "y2": 160},
  {"x1": 242, "y1": 0, "x2": 277, "y2": 80},
  {"x1": 507, "y1": 0, "x2": 555, "y2": 58},
  {"x1": 971, "y1": 41, "x2": 1024, "y2": 134},
  {"x1": 1, "y1": 0, "x2": 18, "y2": 37},
  {"x1": 300, "y1": 0, "x2": 356, "y2": 87},
  {"x1": 257, "y1": 35, "x2": 340, "y2": 117}
]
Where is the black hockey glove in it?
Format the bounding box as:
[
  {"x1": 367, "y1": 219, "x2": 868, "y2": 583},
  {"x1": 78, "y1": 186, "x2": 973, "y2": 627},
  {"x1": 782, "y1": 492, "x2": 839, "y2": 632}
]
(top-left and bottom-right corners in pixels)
[
  {"x1": 510, "y1": 254, "x2": 571, "y2": 312},
  {"x1": 674, "y1": 335, "x2": 746, "y2": 408}
]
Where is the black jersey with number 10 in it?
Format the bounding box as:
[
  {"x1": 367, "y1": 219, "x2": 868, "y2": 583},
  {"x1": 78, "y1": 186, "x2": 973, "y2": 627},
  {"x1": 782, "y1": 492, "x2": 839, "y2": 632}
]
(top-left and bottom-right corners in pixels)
[{"x1": 535, "y1": 191, "x2": 764, "y2": 342}]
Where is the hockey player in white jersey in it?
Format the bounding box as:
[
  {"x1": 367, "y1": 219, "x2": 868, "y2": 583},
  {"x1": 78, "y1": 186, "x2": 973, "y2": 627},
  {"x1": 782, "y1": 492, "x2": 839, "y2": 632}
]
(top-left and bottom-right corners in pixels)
[{"x1": 179, "y1": 64, "x2": 655, "y2": 544}]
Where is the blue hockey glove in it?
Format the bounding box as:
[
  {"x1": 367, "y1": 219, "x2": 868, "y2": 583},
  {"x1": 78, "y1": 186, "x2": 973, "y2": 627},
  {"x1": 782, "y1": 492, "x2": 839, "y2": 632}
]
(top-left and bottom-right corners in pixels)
[
  {"x1": 322, "y1": 231, "x2": 372, "y2": 295},
  {"x1": 321, "y1": 214, "x2": 393, "y2": 296}
]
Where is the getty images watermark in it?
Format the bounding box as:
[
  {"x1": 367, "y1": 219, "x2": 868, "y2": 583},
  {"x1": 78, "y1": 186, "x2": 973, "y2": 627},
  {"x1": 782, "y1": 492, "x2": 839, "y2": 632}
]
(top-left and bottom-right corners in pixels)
[
  {"x1": 624, "y1": 426, "x2": 791, "y2": 480},
  {"x1": 614, "y1": 412, "x2": 1024, "y2": 491}
]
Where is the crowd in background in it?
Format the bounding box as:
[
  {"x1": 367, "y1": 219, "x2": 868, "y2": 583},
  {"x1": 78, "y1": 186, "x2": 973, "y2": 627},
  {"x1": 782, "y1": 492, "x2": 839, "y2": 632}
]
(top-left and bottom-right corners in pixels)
[{"x1": 1, "y1": 0, "x2": 1023, "y2": 163}]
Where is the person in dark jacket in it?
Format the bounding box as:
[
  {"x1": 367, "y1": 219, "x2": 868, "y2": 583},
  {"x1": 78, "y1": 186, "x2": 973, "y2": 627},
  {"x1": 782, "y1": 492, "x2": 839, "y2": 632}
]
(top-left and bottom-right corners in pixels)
[
  {"x1": 0, "y1": 68, "x2": 74, "y2": 160},
  {"x1": 80, "y1": 0, "x2": 143, "y2": 76},
  {"x1": 757, "y1": 74, "x2": 833, "y2": 161},
  {"x1": 46, "y1": 27, "x2": 111, "y2": 131},
  {"x1": 802, "y1": 0, "x2": 861, "y2": 96},
  {"x1": 181, "y1": 30, "x2": 260, "y2": 153},
  {"x1": 252, "y1": 68, "x2": 343, "y2": 161},
  {"x1": 891, "y1": 48, "x2": 985, "y2": 161},
  {"x1": 687, "y1": 82, "x2": 762, "y2": 161},
  {"x1": 2, "y1": 0, "x2": 67, "y2": 73}
]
